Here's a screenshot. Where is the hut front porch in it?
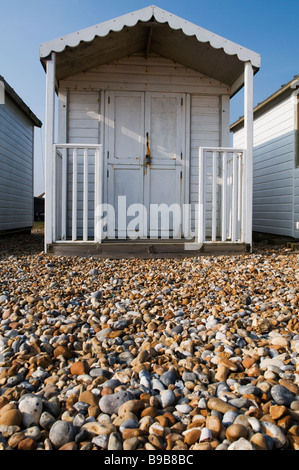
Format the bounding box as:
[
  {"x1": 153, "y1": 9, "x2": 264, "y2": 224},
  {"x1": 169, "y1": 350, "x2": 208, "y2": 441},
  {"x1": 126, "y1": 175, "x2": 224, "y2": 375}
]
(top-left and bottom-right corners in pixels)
[{"x1": 46, "y1": 144, "x2": 251, "y2": 257}]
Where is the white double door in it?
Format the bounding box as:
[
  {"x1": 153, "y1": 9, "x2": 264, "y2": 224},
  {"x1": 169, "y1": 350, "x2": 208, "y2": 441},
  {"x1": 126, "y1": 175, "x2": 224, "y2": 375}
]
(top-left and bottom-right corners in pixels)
[{"x1": 106, "y1": 91, "x2": 186, "y2": 239}]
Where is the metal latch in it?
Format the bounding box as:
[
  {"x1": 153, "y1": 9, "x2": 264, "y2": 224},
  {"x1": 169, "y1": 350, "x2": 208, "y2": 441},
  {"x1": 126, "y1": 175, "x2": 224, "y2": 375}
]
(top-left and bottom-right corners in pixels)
[{"x1": 145, "y1": 132, "x2": 151, "y2": 164}]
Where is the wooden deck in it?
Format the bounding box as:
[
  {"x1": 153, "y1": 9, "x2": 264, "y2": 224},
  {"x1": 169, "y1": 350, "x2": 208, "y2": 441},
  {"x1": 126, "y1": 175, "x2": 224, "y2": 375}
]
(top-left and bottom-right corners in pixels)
[{"x1": 47, "y1": 240, "x2": 250, "y2": 258}]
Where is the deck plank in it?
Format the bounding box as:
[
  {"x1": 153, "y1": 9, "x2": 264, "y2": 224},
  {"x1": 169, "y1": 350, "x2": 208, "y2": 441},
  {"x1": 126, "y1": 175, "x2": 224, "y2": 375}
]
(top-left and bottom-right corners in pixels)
[{"x1": 47, "y1": 241, "x2": 249, "y2": 258}]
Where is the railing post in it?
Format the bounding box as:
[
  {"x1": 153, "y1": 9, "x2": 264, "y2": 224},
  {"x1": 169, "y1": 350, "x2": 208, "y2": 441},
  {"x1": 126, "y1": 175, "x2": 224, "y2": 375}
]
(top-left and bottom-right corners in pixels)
[
  {"x1": 61, "y1": 147, "x2": 67, "y2": 240},
  {"x1": 241, "y1": 150, "x2": 246, "y2": 243},
  {"x1": 83, "y1": 148, "x2": 89, "y2": 241},
  {"x1": 94, "y1": 145, "x2": 102, "y2": 243},
  {"x1": 211, "y1": 151, "x2": 217, "y2": 241},
  {"x1": 198, "y1": 147, "x2": 205, "y2": 244},
  {"x1": 72, "y1": 148, "x2": 78, "y2": 241},
  {"x1": 237, "y1": 152, "x2": 243, "y2": 242},
  {"x1": 231, "y1": 152, "x2": 238, "y2": 241},
  {"x1": 221, "y1": 152, "x2": 227, "y2": 241}
]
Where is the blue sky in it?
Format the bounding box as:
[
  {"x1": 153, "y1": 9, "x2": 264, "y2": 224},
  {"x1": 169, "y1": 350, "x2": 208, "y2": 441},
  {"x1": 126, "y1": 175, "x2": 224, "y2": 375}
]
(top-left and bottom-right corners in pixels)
[{"x1": 1, "y1": 0, "x2": 298, "y2": 195}]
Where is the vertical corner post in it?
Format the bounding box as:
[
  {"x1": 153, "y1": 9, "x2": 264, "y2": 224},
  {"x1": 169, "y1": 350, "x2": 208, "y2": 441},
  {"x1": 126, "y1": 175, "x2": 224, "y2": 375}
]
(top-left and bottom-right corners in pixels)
[
  {"x1": 244, "y1": 61, "x2": 254, "y2": 248},
  {"x1": 44, "y1": 52, "x2": 56, "y2": 252}
]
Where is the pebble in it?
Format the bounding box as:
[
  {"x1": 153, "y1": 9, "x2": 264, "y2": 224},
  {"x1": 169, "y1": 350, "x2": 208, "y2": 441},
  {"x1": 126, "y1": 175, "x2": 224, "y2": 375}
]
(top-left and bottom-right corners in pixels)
[
  {"x1": 17, "y1": 437, "x2": 37, "y2": 451},
  {"x1": 207, "y1": 398, "x2": 239, "y2": 414},
  {"x1": 99, "y1": 391, "x2": 135, "y2": 414},
  {"x1": 227, "y1": 437, "x2": 254, "y2": 450},
  {"x1": 160, "y1": 389, "x2": 176, "y2": 408},
  {"x1": 0, "y1": 228, "x2": 299, "y2": 450},
  {"x1": 18, "y1": 395, "x2": 43, "y2": 428},
  {"x1": 0, "y1": 408, "x2": 22, "y2": 427},
  {"x1": 270, "y1": 384, "x2": 296, "y2": 406},
  {"x1": 48, "y1": 421, "x2": 76, "y2": 448},
  {"x1": 226, "y1": 424, "x2": 248, "y2": 441},
  {"x1": 261, "y1": 421, "x2": 289, "y2": 449}
]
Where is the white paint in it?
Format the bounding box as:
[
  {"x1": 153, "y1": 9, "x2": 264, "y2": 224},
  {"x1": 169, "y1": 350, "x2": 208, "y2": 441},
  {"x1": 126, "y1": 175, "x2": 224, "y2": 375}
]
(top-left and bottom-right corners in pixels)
[
  {"x1": 44, "y1": 53, "x2": 56, "y2": 250},
  {"x1": 40, "y1": 5, "x2": 261, "y2": 69},
  {"x1": 244, "y1": 62, "x2": 254, "y2": 247},
  {"x1": 61, "y1": 55, "x2": 227, "y2": 239},
  {"x1": 232, "y1": 89, "x2": 296, "y2": 237},
  {"x1": 61, "y1": 54, "x2": 229, "y2": 95},
  {"x1": 46, "y1": 53, "x2": 254, "y2": 246},
  {"x1": 54, "y1": 143, "x2": 102, "y2": 242},
  {"x1": 0, "y1": 93, "x2": 35, "y2": 231},
  {"x1": 198, "y1": 147, "x2": 245, "y2": 244},
  {"x1": 106, "y1": 91, "x2": 184, "y2": 238}
]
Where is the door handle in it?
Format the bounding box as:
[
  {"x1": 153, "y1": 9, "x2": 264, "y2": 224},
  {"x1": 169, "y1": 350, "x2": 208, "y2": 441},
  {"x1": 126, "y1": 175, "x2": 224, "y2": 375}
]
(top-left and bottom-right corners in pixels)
[{"x1": 145, "y1": 132, "x2": 151, "y2": 164}]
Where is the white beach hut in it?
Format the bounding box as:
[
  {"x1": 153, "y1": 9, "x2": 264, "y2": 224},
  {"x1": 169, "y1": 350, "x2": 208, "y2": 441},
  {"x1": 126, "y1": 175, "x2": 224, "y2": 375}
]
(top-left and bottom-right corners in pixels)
[
  {"x1": 0, "y1": 76, "x2": 42, "y2": 234},
  {"x1": 40, "y1": 5, "x2": 260, "y2": 257},
  {"x1": 231, "y1": 74, "x2": 299, "y2": 239}
]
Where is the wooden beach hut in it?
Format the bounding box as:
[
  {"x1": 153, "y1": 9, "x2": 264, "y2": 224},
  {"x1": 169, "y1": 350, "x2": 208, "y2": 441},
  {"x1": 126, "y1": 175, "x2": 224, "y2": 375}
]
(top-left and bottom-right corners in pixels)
[
  {"x1": 40, "y1": 5, "x2": 260, "y2": 257},
  {"x1": 0, "y1": 76, "x2": 42, "y2": 234},
  {"x1": 231, "y1": 74, "x2": 299, "y2": 239}
]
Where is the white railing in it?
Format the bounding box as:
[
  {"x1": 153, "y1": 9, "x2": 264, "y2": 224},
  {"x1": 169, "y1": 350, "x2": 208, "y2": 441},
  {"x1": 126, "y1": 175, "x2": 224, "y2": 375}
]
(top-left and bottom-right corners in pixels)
[
  {"x1": 53, "y1": 144, "x2": 102, "y2": 242},
  {"x1": 52, "y1": 144, "x2": 246, "y2": 246},
  {"x1": 198, "y1": 147, "x2": 246, "y2": 244}
]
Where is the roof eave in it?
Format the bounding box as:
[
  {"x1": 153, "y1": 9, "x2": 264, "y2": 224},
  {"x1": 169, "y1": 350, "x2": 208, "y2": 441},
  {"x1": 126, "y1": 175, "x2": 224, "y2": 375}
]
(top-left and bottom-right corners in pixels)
[
  {"x1": 230, "y1": 74, "x2": 299, "y2": 131},
  {"x1": 0, "y1": 75, "x2": 42, "y2": 128},
  {"x1": 40, "y1": 5, "x2": 260, "y2": 88}
]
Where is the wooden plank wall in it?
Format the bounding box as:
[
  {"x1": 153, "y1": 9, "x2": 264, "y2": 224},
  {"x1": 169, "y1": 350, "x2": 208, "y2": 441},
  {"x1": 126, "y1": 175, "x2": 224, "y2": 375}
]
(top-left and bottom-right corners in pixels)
[
  {"x1": 60, "y1": 53, "x2": 229, "y2": 238},
  {"x1": 233, "y1": 95, "x2": 295, "y2": 237},
  {"x1": 0, "y1": 94, "x2": 34, "y2": 231}
]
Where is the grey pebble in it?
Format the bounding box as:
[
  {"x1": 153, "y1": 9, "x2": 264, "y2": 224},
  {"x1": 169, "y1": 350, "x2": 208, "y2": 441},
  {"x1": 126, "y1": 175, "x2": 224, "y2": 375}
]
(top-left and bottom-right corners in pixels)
[
  {"x1": 99, "y1": 390, "x2": 135, "y2": 415},
  {"x1": 151, "y1": 377, "x2": 165, "y2": 391},
  {"x1": 119, "y1": 419, "x2": 139, "y2": 433},
  {"x1": 39, "y1": 411, "x2": 56, "y2": 430},
  {"x1": 222, "y1": 410, "x2": 238, "y2": 427},
  {"x1": 238, "y1": 384, "x2": 261, "y2": 396},
  {"x1": 75, "y1": 428, "x2": 89, "y2": 443},
  {"x1": 49, "y1": 420, "x2": 77, "y2": 448},
  {"x1": 92, "y1": 434, "x2": 109, "y2": 449},
  {"x1": 108, "y1": 432, "x2": 123, "y2": 450},
  {"x1": 160, "y1": 370, "x2": 178, "y2": 387},
  {"x1": 103, "y1": 378, "x2": 122, "y2": 390},
  {"x1": 270, "y1": 384, "x2": 296, "y2": 406},
  {"x1": 160, "y1": 389, "x2": 176, "y2": 408},
  {"x1": 228, "y1": 397, "x2": 249, "y2": 409}
]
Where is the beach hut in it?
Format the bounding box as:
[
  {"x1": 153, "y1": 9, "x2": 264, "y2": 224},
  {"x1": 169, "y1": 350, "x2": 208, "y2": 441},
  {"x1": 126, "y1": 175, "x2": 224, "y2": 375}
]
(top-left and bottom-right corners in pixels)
[
  {"x1": 40, "y1": 5, "x2": 260, "y2": 257},
  {"x1": 231, "y1": 74, "x2": 299, "y2": 239},
  {"x1": 0, "y1": 76, "x2": 42, "y2": 234}
]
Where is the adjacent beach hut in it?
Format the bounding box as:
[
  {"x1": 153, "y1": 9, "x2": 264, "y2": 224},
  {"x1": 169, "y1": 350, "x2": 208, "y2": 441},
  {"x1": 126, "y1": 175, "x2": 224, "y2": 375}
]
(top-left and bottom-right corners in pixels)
[
  {"x1": 40, "y1": 5, "x2": 260, "y2": 257},
  {"x1": 0, "y1": 76, "x2": 42, "y2": 234},
  {"x1": 231, "y1": 74, "x2": 299, "y2": 239}
]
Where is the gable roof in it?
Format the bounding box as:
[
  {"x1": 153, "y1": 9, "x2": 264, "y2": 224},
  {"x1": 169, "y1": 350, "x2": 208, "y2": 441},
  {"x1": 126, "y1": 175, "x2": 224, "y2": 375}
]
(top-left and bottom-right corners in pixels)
[
  {"x1": 230, "y1": 74, "x2": 299, "y2": 132},
  {"x1": 40, "y1": 5, "x2": 260, "y2": 94},
  {"x1": 0, "y1": 75, "x2": 42, "y2": 128}
]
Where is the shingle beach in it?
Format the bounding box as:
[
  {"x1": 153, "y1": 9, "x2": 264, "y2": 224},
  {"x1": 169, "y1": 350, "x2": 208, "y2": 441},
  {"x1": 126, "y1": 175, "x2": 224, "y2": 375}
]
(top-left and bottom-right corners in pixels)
[{"x1": 0, "y1": 227, "x2": 298, "y2": 451}]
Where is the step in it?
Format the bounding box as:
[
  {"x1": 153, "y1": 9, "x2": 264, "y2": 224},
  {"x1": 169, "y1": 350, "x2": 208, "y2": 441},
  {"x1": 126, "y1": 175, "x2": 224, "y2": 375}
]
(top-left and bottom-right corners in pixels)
[{"x1": 47, "y1": 241, "x2": 249, "y2": 258}]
